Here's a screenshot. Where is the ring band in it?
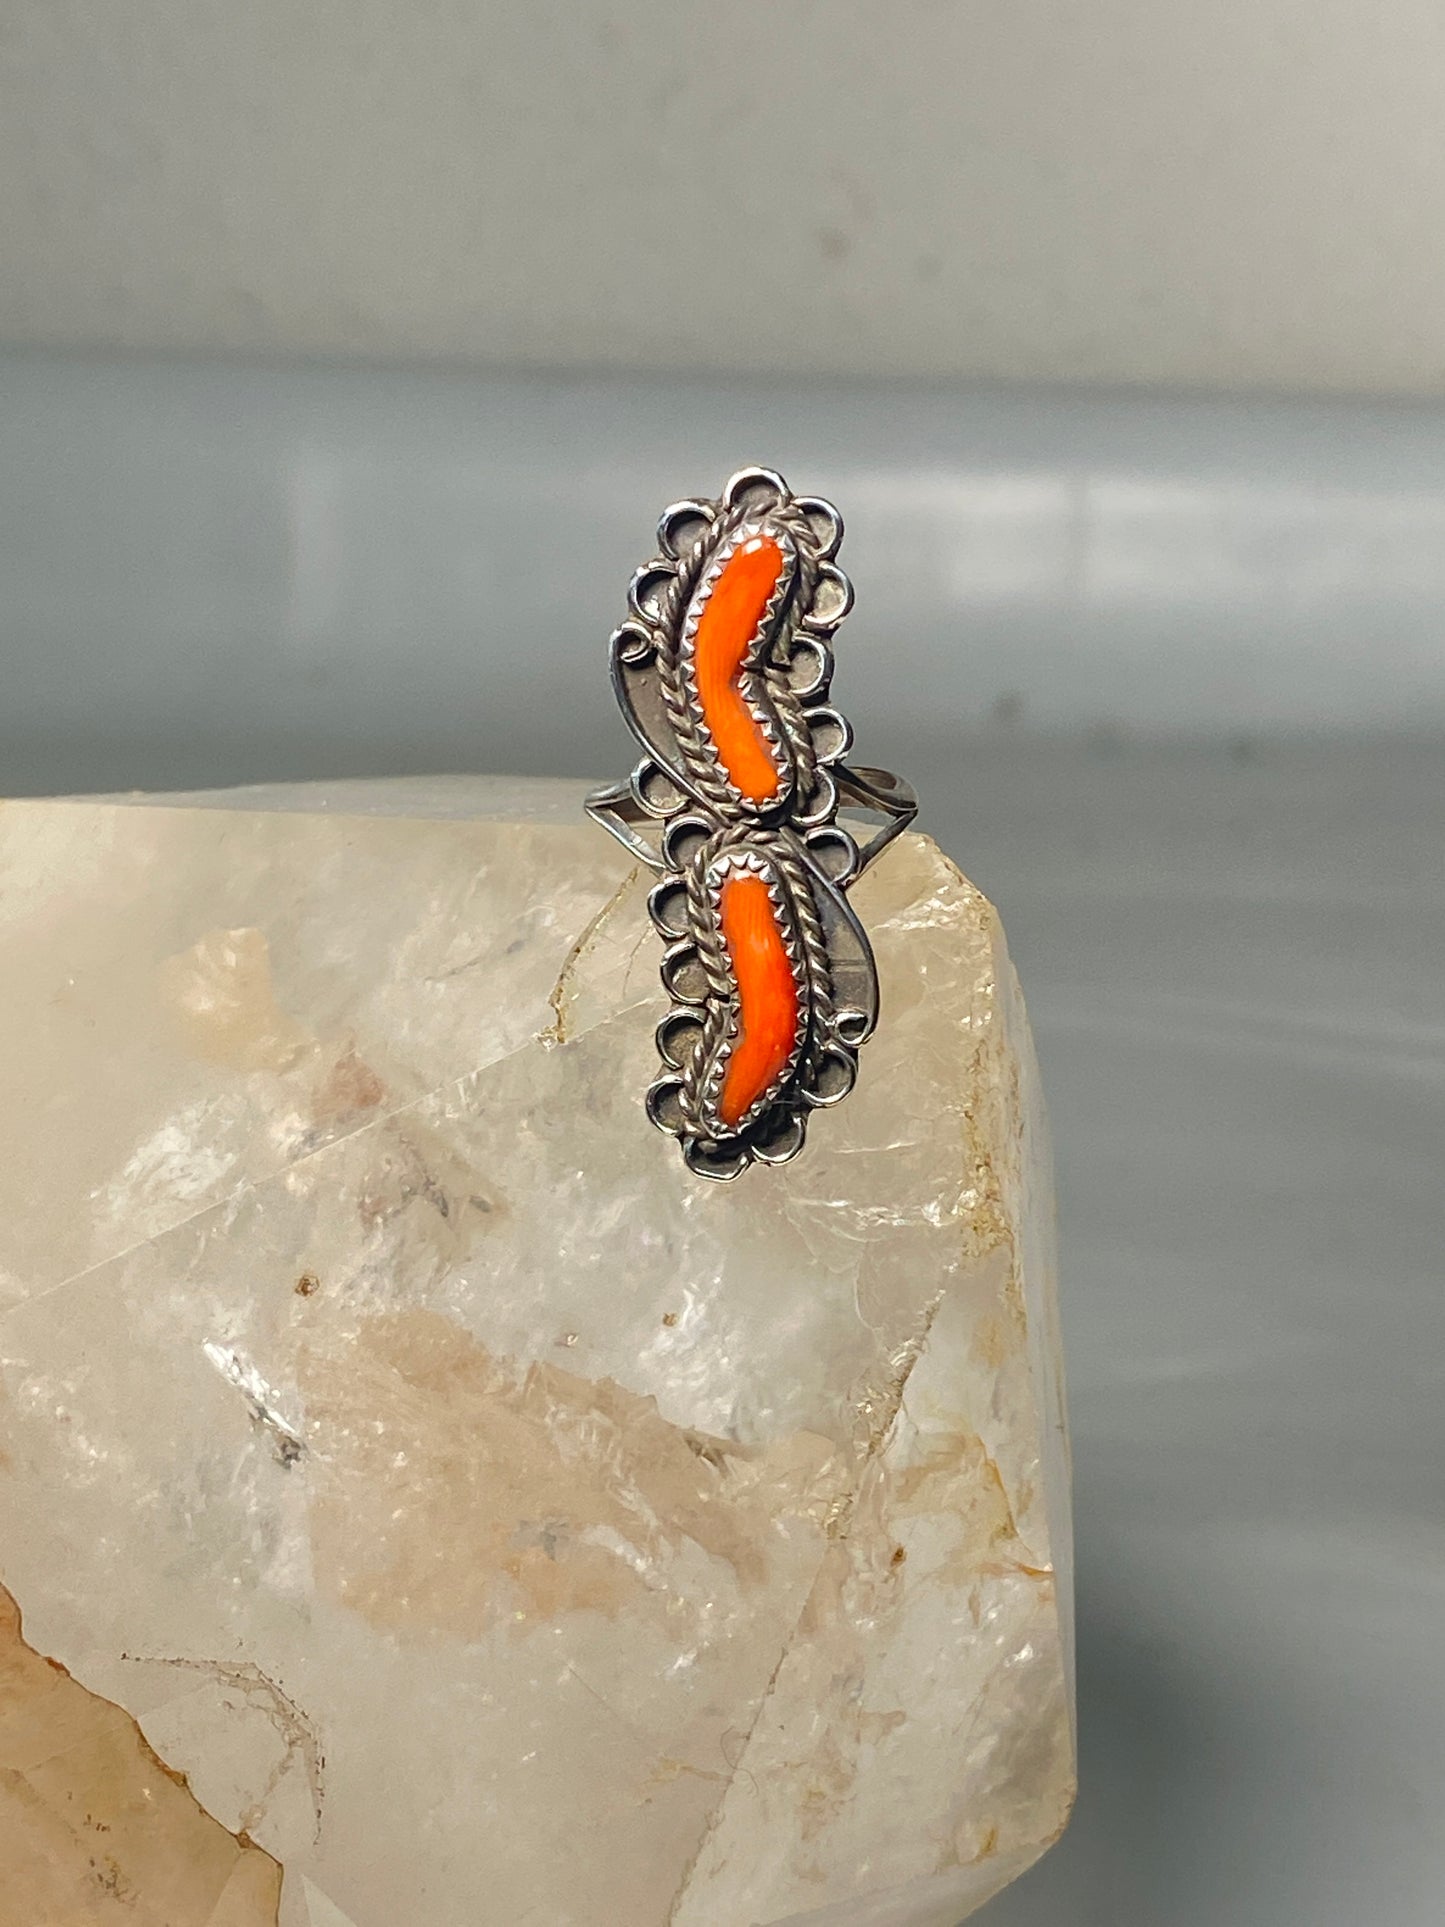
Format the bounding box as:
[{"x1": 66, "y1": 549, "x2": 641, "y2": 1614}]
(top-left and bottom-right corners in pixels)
[{"x1": 586, "y1": 466, "x2": 917, "y2": 1179}]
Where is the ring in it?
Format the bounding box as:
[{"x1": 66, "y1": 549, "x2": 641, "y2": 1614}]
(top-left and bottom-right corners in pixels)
[{"x1": 586, "y1": 466, "x2": 918, "y2": 1180}]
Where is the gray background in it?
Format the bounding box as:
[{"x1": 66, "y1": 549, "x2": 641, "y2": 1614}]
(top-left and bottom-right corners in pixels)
[
  {"x1": 2, "y1": 350, "x2": 1441, "y2": 1923},
  {"x1": 5, "y1": 6, "x2": 1445, "y2": 1915},
  {"x1": 8, "y1": 2, "x2": 1445, "y2": 395}
]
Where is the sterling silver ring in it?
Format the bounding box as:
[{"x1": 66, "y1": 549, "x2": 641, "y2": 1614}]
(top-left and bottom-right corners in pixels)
[{"x1": 586, "y1": 466, "x2": 917, "y2": 1180}]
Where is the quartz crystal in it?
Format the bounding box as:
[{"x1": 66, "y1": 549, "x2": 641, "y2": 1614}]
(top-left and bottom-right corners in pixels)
[{"x1": 0, "y1": 777, "x2": 1073, "y2": 1927}]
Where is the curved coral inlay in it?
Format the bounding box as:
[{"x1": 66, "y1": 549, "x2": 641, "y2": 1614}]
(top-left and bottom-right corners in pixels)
[
  {"x1": 693, "y1": 535, "x2": 787, "y2": 801},
  {"x1": 717, "y1": 870, "x2": 800, "y2": 1129}
]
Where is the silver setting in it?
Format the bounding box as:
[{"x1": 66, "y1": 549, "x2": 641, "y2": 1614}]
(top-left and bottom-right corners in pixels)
[{"x1": 586, "y1": 467, "x2": 918, "y2": 1179}]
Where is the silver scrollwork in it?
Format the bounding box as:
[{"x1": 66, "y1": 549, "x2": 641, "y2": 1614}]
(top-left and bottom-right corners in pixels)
[{"x1": 586, "y1": 467, "x2": 918, "y2": 1178}]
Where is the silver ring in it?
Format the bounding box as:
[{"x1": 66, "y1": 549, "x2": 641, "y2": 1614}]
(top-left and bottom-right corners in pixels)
[{"x1": 586, "y1": 466, "x2": 918, "y2": 1180}]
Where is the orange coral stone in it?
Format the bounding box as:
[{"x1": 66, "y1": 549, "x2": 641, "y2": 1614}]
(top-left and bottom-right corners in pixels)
[
  {"x1": 718, "y1": 870, "x2": 799, "y2": 1128},
  {"x1": 693, "y1": 535, "x2": 786, "y2": 801}
]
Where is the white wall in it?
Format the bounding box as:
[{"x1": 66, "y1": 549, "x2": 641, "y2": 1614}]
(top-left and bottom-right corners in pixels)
[{"x1": 3, "y1": 1, "x2": 1445, "y2": 393}]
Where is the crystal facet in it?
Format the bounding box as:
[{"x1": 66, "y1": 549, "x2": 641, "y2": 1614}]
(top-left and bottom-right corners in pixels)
[{"x1": 0, "y1": 778, "x2": 1073, "y2": 1926}]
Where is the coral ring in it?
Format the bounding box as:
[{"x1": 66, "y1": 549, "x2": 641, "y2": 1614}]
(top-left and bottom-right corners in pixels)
[{"x1": 585, "y1": 467, "x2": 917, "y2": 1180}]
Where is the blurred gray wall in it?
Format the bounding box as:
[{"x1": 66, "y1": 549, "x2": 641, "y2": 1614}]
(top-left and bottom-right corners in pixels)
[
  {"x1": 5, "y1": 351, "x2": 1445, "y2": 801},
  {"x1": 5, "y1": 2, "x2": 1445, "y2": 393}
]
